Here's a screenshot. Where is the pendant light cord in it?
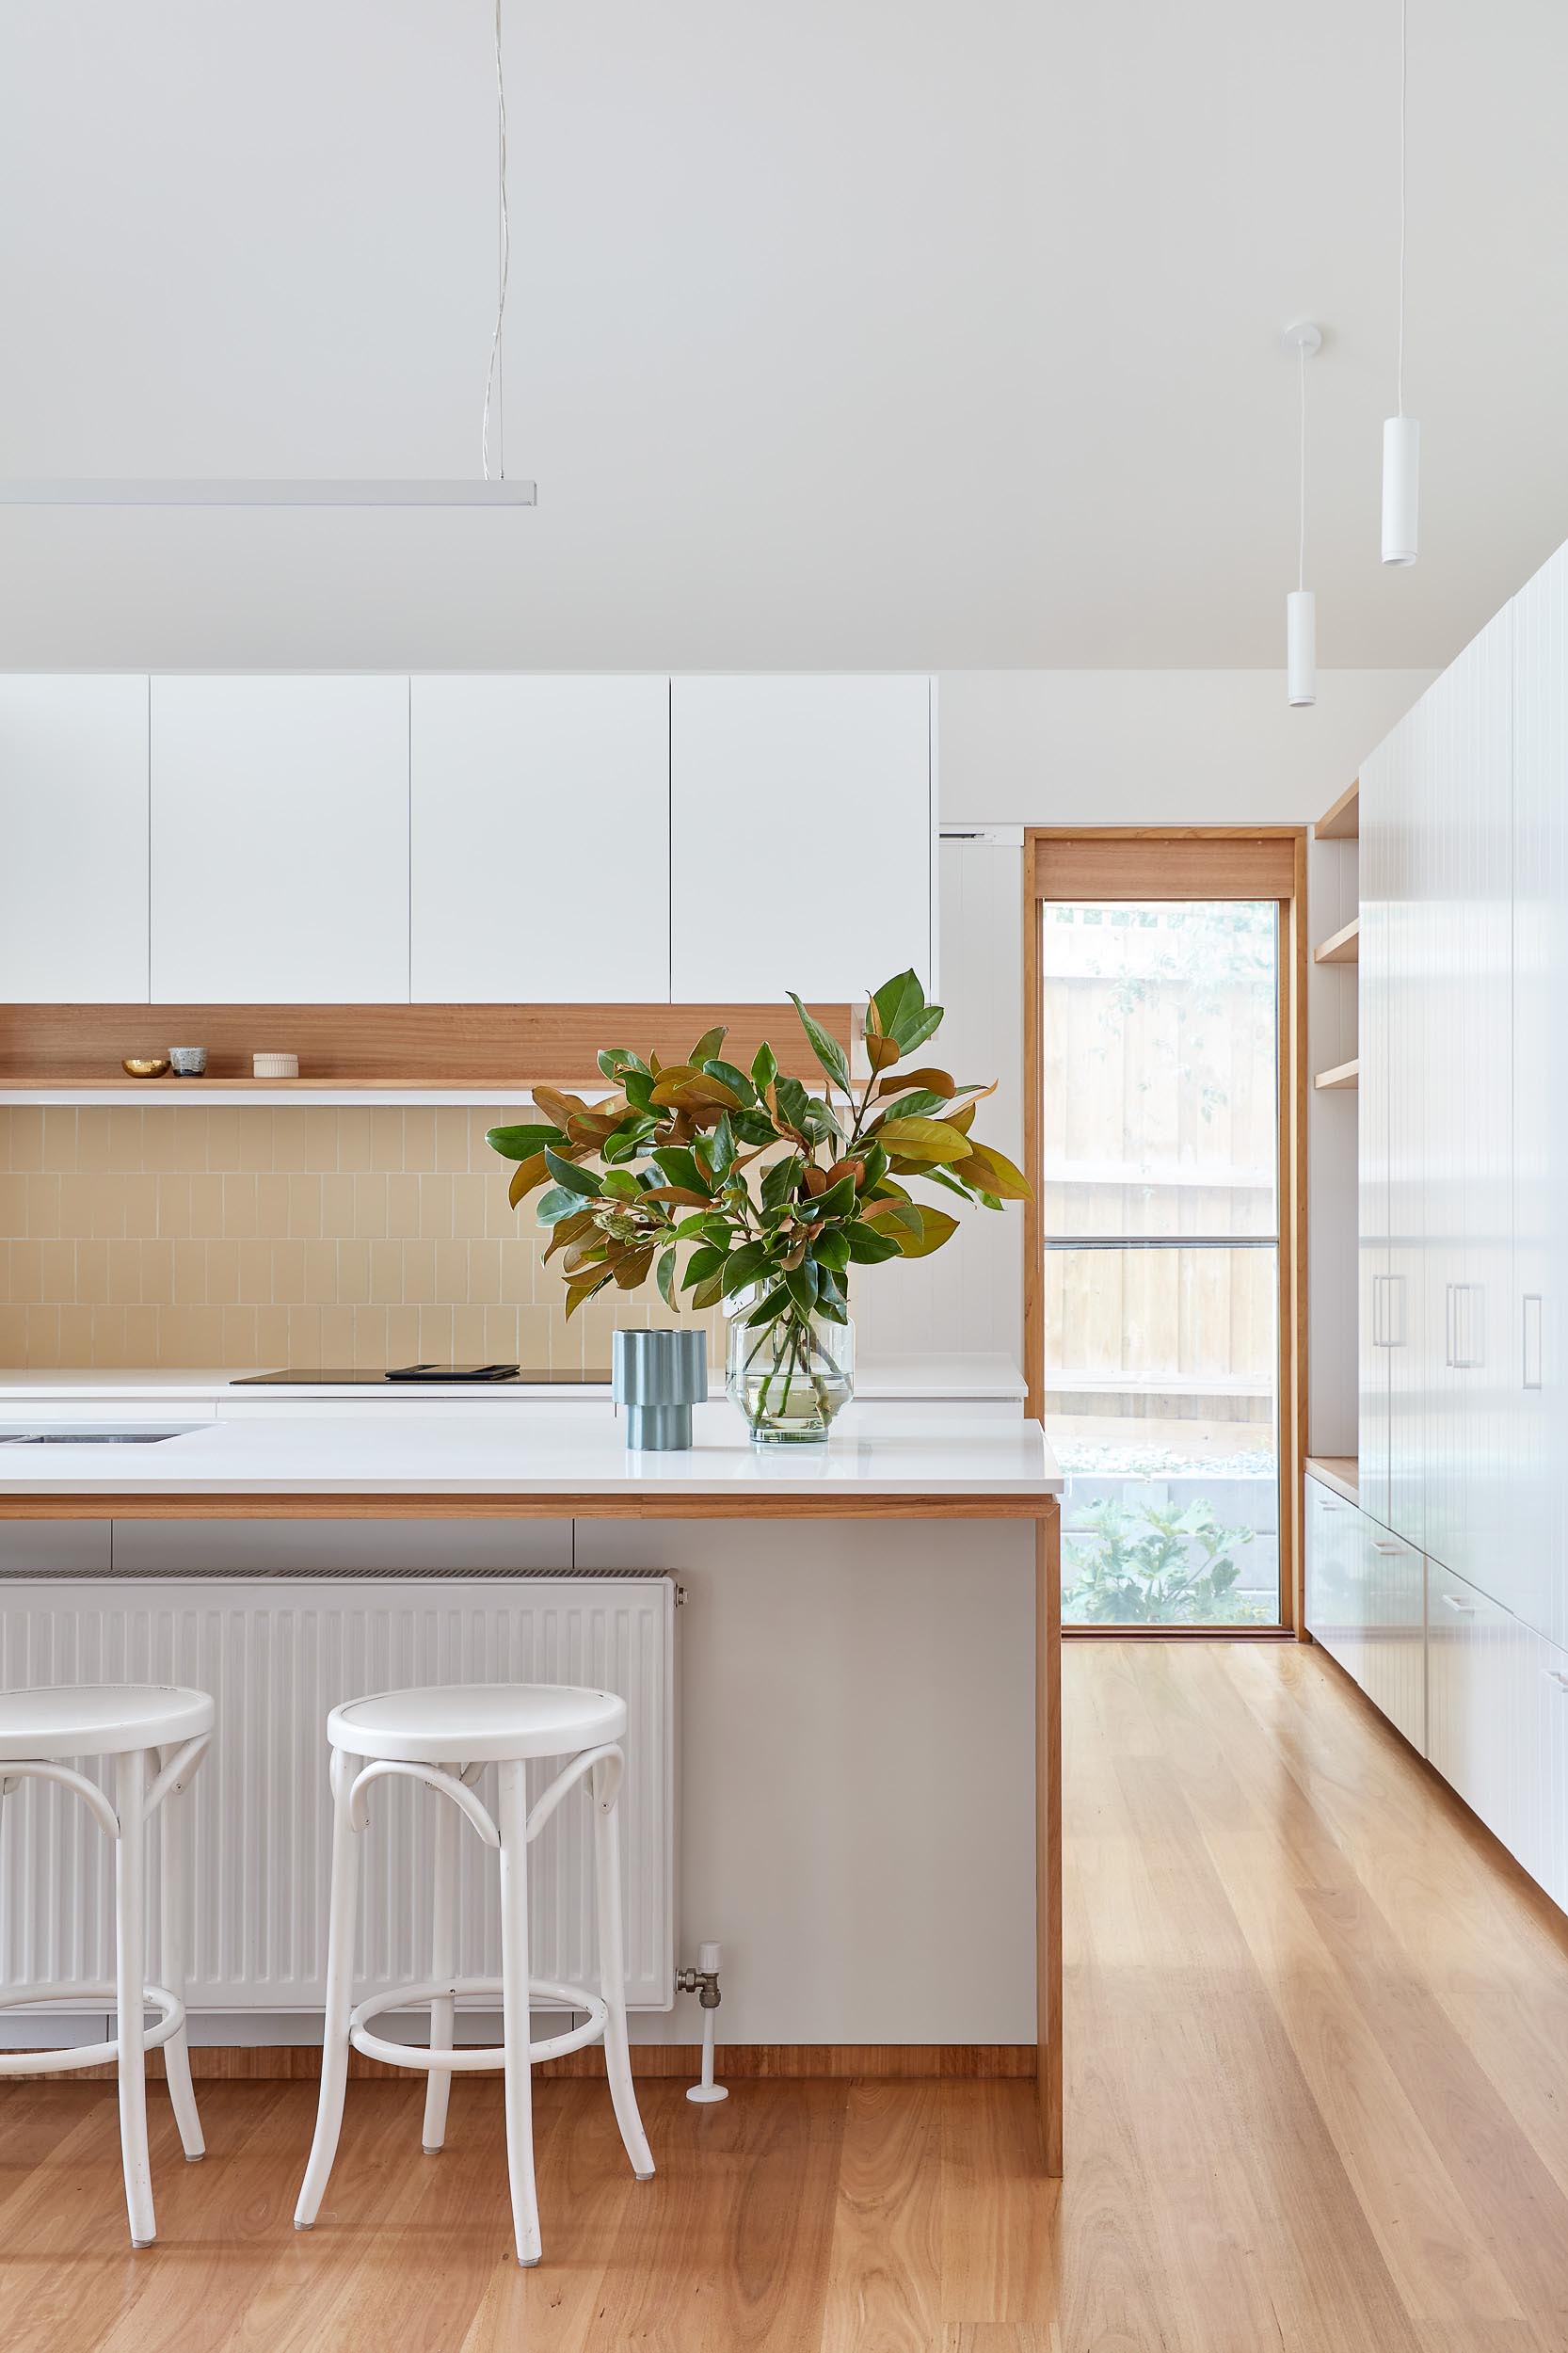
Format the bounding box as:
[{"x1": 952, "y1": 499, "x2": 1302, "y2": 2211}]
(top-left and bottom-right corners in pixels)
[
  {"x1": 1396, "y1": 0, "x2": 1407, "y2": 418},
  {"x1": 481, "y1": 0, "x2": 511, "y2": 480},
  {"x1": 1298, "y1": 341, "x2": 1307, "y2": 594}
]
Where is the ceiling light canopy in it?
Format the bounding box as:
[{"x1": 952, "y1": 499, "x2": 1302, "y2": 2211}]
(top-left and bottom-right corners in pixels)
[{"x1": 1284, "y1": 321, "x2": 1321, "y2": 709}]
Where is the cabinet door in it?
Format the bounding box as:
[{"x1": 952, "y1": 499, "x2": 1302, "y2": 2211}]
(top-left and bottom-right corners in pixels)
[
  {"x1": 0, "y1": 676, "x2": 150, "y2": 1001},
  {"x1": 1426, "y1": 1559, "x2": 1567, "y2": 1903},
  {"x1": 1360, "y1": 1523, "x2": 1425, "y2": 1753},
  {"x1": 410, "y1": 677, "x2": 670, "y2": 1002},
  {"x1": 150, "y1": 677, "x2": 410, "y2": 1003},
  {"x1": 669, "y1": 677, "x2": 933, "y2": 1002},
  {"x1": 1304, "y1": 1478, "x2": 1365, "y2": 1687},
  {"x1": 1420, "y1": 612, "x2": 1512, "y2": 1595},
  {"x1": 1510, "y1": 541, "x2": 1568, "y2": 1651},
  {"x1": 1357, "y1": 740, "x2": 1393, "y2": 1531}
]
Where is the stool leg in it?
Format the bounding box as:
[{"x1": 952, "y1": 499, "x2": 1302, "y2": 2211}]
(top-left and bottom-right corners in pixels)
[
  {"x1": 157, "y1": 1753, "x2": 205, "y2": 2162},
  {"x1": 422, "y1": 1763, "x2": 460, "y2": 2155},
  {"x1": 295, "y1": 1748, "x2": 360, "y2": 2231},
  {"x1": 592, "y1": 1754, "x2": 655, "y2": 2181},
  {"x1": 497, "y1": 1760, "x2": 542, "y2": 2266},
  {"x1": 114, "y1": 1748, "x2": 157, "y2": 2249}
]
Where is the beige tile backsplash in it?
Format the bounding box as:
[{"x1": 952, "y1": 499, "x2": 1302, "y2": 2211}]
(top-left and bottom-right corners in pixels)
[{"x1": 0, "y1": 1106, "x2": 727, "y2": 1370}]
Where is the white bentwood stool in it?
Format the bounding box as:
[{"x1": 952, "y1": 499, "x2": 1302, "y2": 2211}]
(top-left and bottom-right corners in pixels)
[
  {"x1": 294, "y1": 1682, "x2": 655, "y2": 2266},
  {"x1": 0, "y1": 1683, "x2": 214, "y2": 2248}
]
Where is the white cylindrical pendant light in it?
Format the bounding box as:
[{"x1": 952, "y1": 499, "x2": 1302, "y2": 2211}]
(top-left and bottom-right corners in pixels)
[
  {"x1": 1283, "y1": 321, "x2": 1321, "y2": 709},
  {"x1": 1382, "y1": 413, "x2": 1419, "y2": 565},
  {"x1": 1288, "y1": 590, "x2": 1317, "y2": 708},
  {"x1": 1382, "y1": 0, "x2": 1419, "y2": 565}
]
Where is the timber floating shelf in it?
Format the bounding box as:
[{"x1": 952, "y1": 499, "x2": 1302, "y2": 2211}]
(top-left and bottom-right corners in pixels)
[
  {"x1": 0, "y1": 1000, "x2": 854, "y2": 1108},
  {"x1": 1313, "y1": 1058, "x2": 1359, "y2": 1091},
  {"x1": 1316, "y1": 778, "x2": 1359, "y2": 840},
  {"x1": 1313, "y1": 916, "x2": 1360, "y2": 966}
]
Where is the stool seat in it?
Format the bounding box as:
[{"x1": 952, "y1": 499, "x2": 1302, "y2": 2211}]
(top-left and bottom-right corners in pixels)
[
  {"x1": 0, "y1": 1683, "x2": 214, "y2": 1763},
  {"x1": 326, "y1": 1681, "x2": 626, "y2": 1765}
]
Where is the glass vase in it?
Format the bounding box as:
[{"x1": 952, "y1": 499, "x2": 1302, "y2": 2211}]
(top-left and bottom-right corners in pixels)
[{"x1": 726, "y1": 1306, "x2": 855, "y2": 1444}]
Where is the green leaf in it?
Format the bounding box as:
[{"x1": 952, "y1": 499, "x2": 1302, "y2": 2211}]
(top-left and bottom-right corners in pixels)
[
  {"x1": 691, "y1": 1270, "x2": 727, "y2": 1311},
  {"x1": 761, "y1": 1153, "x2": 801, "y2": 1211},
  {"x1": 788, "y1": 994, "x2": 851, "y2": 1095},
  {"x1": 875, "y1": 1116, "x2": 973, "y2": 1165},
  {"x1": 745, "y1": 1283, "x2": 792, "y2": 1329},
  {"x1": 656, "y1": 1248, "x2": 678, "y2": 1308},
  {"x1": 845, "y1": 1220, "x2": 902, "y2": 1264},
  {"x1": 702, "y1": 1058, "x2": 757, "y2": 1106},
  {"x1": 600, "y1": 1168, "x2": 640, "y2": 1201},
  {"x1": 892, "y1": 1205, "x2": 960, "y2": 1258},
  {"x1": 895, "y1": 1006, "x2": 944, "y2": 1059},
  {"x1": 537, "y1": 1185, "x2": 590, "y2": 1225},
  {"x1": 543, "y1": 1146, "x2": 602, "y2": 1197},
  {"x1": 871, "y1": 970, "x2": 945, "y2": 1052},
  {"x1": 597, "y1": 1047, "x2": 641, "y2": 1080},
  {"x1": 621, "y1": 1069, "x2": 657, "y2": 1115},
  {"x1": 794, "y1": 1173, "x2": 856, "y2": 1224},
  {"x1": 858, "y1": 1140, "x2": 888, "y2": 1190},
  {"x1": 487, "y1": 1122, "x2": 564, "y2": 1162},
  {"x1": 812, "y1": 1228, "x2": 851, "y2": 1272},
  {"x1": 682, "y1": 1245, "x2": 728, "y2": 1288},
  {"x1": 689, "y1": 1025, "x2": 728, "y2": 1065},
  {"x1": 651, "y1": 1145, "x2": 712, "y2": 1195},
  {"x1": 955, "y1": 1140, "x2": 1033, "y2": 1201},
  {"x1": 868, "y1": 1089, "x2": 950, "y2": 1124},
  {"x1": 785, "y1": 1261, "x2": 819, "y2": 1314},
  {"x1": 720, "y1": 1239, "x2": 774, "y2": 1298},
  {"x1": 751, "y1": 1041, "x2": 778, "y2": 1093},
  {"x1": 771, "y1": 1073, "x2": 813, "y2": 1136},
  {"x1": 732, "y1": 1107, "x2": 780, "y2": 1148}
]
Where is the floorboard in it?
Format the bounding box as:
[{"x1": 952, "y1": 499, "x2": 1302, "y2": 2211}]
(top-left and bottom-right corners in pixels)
[{"x1": 5, "y1": 1642, "x2": 1568, "y2": 2350}]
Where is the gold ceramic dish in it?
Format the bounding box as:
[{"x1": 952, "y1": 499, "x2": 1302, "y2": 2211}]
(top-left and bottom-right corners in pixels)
[{"x1": 121, "y1": 1057, "x2": 171, "y2": 1080}]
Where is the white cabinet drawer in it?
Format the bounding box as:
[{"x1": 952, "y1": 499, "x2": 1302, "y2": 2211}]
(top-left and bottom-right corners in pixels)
[
  {"x1": 1304, "y1": 1478, "x2": 1365, "y2": 1685},
  {"x1": 1426, "y1": 1561, "x2": 1568, "y2": 1905},
  {"x1": 1305, "y1": 1480, "x2": 1425, "y2": 1755}
]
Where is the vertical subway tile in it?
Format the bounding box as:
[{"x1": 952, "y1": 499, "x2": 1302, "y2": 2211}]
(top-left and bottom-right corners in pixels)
[
  {"x1": 288, "y1": 1176, "x2": 323, "y2": 1239},
  {"x1": 239, "y1": 1112, "x2": 275, "y2": 1173},
  {"x1": 353, "y1": 1175, "x2": 389, "y2": 1240},
  {"x1": 370, "y1": 1108, "x2": 406, "y2": 1171},
  {"x1": 41, "y1": 1109, "x2": 77, "y2": 1172},
  {"x1": 320, "y1": 1174, "x2": 355, "y2": 1237},
  {"x1": 271, "y1": 1109, "x2": 307, "y2": 1173},
  {"x1": 222, "y1": 1175, "x2": 259, "y2": 1237},
  {"x1": 304, "y1": 1109, "x2": 340, "y2": 1172}
]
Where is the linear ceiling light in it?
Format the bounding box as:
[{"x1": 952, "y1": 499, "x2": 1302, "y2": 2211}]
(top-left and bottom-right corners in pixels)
[
  {"x1": 1284, "y1": 321, "x2": 1321, "y2": 709},
  {"x1": 0, "y1": 1, "x2": 534, "y2": 509},
  {"x1": 1381, "y1": 0, "x2": 1418, "y2": 564}
]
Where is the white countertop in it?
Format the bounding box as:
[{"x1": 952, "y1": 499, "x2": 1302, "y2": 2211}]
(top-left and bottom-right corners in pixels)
[
  {"x1": 0, "y1": 1402, "x2": 1060, "y2": 1499},
  {"x1": 0, "y1": 1353, "x2": 1026, "y2": 1409}
]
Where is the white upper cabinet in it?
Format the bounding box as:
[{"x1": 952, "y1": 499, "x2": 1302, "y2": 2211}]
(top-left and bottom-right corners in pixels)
[
  {"x1": 409, "y1": 677, "x2": 669, "y2": 1002},
  {"x1": 668, "y1": 677, "x2": 934, "y2": 1003},
  {"x1": 150, "y1": 678, "x2": 410, "y2": 1003},
  {"x1": 0, "y1": 677, "x2": 150, "y2": 1001}
]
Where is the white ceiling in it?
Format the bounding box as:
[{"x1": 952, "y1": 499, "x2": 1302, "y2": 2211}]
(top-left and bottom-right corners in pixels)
[{"x1": 0, "y1": 0, "x2": 1564, "y2": 672}]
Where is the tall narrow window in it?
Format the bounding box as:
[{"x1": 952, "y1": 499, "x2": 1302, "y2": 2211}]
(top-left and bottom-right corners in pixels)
[{"x1": 1026, "y1": 835, "x2": 1305, "y2": 1632}]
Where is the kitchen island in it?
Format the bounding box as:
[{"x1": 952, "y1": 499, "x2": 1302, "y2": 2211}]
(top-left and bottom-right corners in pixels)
[{"x1": 0, "y1": 1404, "x2": 1064, "y2": 2169}]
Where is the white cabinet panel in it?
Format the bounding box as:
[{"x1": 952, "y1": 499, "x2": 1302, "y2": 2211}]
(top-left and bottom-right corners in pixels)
[
  {"x1": 1360, "y1": 1522, "x2": 1425, "y2": 1754},
  {"x1": 1510, "y1": 540, "x2": 1568, "y2": 1651},
  {"x1": 1357, "y1": 742, "x2": 1393, "y2": 1531},
  {"x1": 0, "y1": 676, "x2": 150, "y2": 1001},
  {"x1": 1304, "y1": 1477, "x2": 1365, "y2": 1686},
  {"x1": 410, "y1": 677, "x2": 669, "y2": 1002},
  {"x1": 150, "y1": 677, "x2": 410, "y2": 1003},
  {"x1": 1418, "y1": 612, "x2": 1512, "y2": 1599},
  {"x1": 1426, "y1": 1560, "x2": 1568, "y2": 1907},
  {"x1": 670, "y1": 677, "x2": 933, "y2": 1002}
]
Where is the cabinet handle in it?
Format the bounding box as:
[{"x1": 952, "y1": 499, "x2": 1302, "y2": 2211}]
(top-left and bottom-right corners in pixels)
[
  {"x1": 1371, "y1": 1540, "x2": 1403, "y2": 1554},
  {"x1": 1523, "y1": 1294, "x2": 1544, "y2": 1390},
  {"x1": 1372, "y1": 1273, "x2": 1386, "y2": 1350},
  {"x1": 1440, "y1": 1593, "x2": 1477, "y2": 1614},
  {"x1": 1448, "y1": 1282, "x2": 1485, "y2": 1370},
  {"x1": 1542, "y1": 1669, "x2": 1568, "y2": 1693}
]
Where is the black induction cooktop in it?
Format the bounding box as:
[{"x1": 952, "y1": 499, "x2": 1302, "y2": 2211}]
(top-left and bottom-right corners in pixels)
[{"x1": 231, "y1": 1365, "x2": 613, "y2": 1386}]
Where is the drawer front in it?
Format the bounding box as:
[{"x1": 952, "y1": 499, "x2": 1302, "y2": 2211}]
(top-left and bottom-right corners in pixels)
[
  {"x1": 1426, "y1": 1561, "x2": 1568, "y2": 1902},
  {"x1": 1360, "y1": 1523, "x2": 1426, "y2": 1754},
  {"x1": 1304, "y1": 1479, "x2": 1365, "y2": 1683}
]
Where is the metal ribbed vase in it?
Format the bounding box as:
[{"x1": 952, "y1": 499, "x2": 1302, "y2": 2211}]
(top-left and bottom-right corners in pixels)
[{"x1": 612, "y1": 1328, "x2": 708, "y2": 1451}]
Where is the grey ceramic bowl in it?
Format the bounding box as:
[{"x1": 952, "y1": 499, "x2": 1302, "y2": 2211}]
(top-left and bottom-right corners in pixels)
[{"x1": 168, "y1": 1047, "x2": 208, "y2": 1077}]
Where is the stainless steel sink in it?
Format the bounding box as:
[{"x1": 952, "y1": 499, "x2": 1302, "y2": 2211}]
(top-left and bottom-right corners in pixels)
[{"x1": 0, "y1": 1427, "x2": 200, "y2": 1445}]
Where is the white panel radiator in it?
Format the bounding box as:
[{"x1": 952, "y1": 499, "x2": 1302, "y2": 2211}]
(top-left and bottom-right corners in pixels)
[{"x1": 0, "y1": 1576, "x2": 676, "y2": 2014}]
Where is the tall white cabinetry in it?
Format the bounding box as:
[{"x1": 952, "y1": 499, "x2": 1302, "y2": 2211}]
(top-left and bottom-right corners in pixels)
[
  {"x1": 669, "y1": 676, "x2": 934, "y2": 1002},
  {"x1": 1336, "y1": 542, "x2": 1568, "y2": 1909},
  {"x1": 0, "y1": 677, "x2": 151, "y2": 1001},
  {"x1": 150, "y1": 677, "x2": 411, "y2": 1002}
]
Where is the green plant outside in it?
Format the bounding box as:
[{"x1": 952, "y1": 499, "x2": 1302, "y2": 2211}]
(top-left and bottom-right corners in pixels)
[{"x1": 1062, "y1": 1497, "x2": 1270, "y2": 1625}]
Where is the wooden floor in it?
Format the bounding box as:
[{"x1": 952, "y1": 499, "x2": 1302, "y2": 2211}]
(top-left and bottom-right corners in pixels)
[{"x1": 7, "y1": 1640, "x2": 1568, "y2": 2352}]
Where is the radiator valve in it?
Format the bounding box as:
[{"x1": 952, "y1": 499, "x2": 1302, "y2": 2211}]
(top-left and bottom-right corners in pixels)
[{"x1": 678, "y1": 1941, "x2": 728, "y2": 2102}]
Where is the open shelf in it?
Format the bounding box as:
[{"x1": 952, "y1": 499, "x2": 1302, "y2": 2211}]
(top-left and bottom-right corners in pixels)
[
  {"x1": 1313, "y1": 916, "x2": 1360, "y2": 966},
  {"x1": 1316, "y1": 778, "x2": 1359, "y2": 840},
  {"x1": 1313, "y1": 1057, "x2": 1359, "y2": 1091}
]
